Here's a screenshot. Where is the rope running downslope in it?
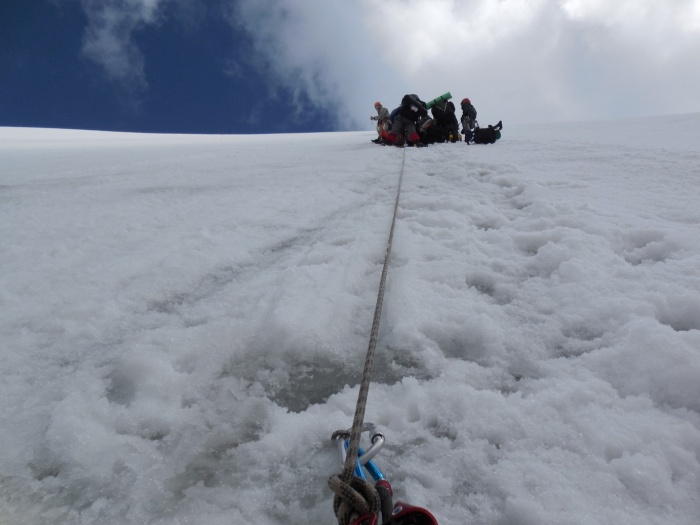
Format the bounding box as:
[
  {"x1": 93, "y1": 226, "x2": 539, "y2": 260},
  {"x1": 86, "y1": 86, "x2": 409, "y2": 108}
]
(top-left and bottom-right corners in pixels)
[{"x1": 329, "y1": 147, "x2": 407, "y2": 525}]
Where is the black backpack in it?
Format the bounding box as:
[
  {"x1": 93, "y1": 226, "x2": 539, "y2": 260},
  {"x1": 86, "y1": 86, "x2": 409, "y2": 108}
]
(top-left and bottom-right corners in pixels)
[
  {"x1": 400, "y1": 94, "x2": 428, "y2": 121},
  {"x1": 431, "y1": 103, "x2": 459, "y2": 132},
  {"x1": 472, "y1": 121, "x2": 502, "y2": 144},
  {"x1": 432, "y1": 100, "x2": 455, "y2": 116},
  {"x1": 461, "y1": 102, "x2": 477, "y2": 121}
]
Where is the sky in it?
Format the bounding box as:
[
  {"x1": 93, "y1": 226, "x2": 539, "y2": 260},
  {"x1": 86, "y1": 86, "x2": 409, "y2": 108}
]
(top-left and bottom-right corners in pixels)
[
  {"x1": 2, "y1": 115, "x2": 700, "y2": 524},
  {"x1": 2, "y1": 0, "x2": 700, "y2": 134}
]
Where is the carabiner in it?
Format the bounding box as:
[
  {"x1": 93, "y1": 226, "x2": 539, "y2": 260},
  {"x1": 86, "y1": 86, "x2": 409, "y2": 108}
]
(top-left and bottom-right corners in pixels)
[{"x1": 333, "y1": 425, "x2": 386, "y2": 481}]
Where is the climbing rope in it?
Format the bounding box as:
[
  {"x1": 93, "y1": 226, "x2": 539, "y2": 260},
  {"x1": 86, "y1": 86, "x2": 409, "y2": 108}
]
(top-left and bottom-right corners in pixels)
[{"x1": 329, "y1": 147, "x2": 407, "y2": 525}]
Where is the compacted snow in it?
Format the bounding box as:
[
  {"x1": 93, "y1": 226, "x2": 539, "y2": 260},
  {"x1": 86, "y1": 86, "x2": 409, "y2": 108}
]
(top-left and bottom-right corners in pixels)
[{"x1": 1, "y1": 115, "x2": 699, "y2": 524}]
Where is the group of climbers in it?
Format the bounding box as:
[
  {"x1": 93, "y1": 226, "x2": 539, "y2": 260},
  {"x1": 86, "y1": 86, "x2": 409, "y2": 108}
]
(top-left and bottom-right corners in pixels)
[
  {"x1": 371, "y1": 95, "x2": 501, "y2": 147},
  {"x1": 371, "y1": 95, "x2": 429, "y2": 147}
]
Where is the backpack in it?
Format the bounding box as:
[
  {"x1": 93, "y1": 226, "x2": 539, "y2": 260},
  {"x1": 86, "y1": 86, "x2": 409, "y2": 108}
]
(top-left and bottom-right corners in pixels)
[
  {"x1": 432, "y1": 100, "x2": 455, "y2": 116},
  {"x1": 461, "y1": 102, "x2": 477, "y2": 121},
  {"x1": 472, "y1": 121, "x2": 503, "y2": 144},
  {"x1": 400, "y1": 94, "x2": 428, "y2": 122},
  {"x1": 431, "y1": 101, "x2": 459, "y2": 131}
]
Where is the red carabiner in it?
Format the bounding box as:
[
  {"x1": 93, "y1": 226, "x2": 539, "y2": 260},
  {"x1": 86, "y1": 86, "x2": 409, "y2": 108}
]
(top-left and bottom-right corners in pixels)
[{"x1": 386, "y1": 501, "x2": 438, "y2": 525}]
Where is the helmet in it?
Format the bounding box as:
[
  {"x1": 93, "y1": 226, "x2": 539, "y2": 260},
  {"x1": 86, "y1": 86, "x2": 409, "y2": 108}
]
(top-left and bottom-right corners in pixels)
[
  {"x1": 461, "y1": 98, "x2": 471, "y2": 105},
  {"x1": 374, "y1": 101, "x2": 382, "y2": 108}
]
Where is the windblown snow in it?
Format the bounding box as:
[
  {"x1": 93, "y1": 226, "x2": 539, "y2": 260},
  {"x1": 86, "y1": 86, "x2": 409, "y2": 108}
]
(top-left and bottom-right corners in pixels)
[{"x1": 1, "y1": 115, "x2": 700, "y2": 524}]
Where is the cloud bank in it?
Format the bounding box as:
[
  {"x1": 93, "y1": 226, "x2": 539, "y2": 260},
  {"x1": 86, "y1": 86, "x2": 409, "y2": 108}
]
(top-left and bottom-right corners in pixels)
[
  {"x1": 356, "y1": 0, "x2": 700, "y2": 125},
  {"x1": 80, "y1": 0, "x2": 700, "y2": 129}
]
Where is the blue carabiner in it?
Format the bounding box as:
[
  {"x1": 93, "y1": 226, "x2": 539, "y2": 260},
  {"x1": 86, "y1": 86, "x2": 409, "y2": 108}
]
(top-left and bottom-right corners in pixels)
[
  {"x1": 358, "y1": 445, "x2": 385, "y2": 482},
  {"x1": 343, "y1": 439, "x2": 386, "y2": 481},
  {"x1": 334, "y1": 426, "x2": 386, "y2": 481}
]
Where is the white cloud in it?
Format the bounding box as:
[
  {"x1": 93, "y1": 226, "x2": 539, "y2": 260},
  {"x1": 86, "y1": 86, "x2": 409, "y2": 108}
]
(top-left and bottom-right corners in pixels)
[
  {"x1": 225, "y1": 0, "x2": 401, "y2": 130},
  {"x1": 80, "y1": 0, "x2": 168, "y2": 91},
  {"x1": 227, "y1": 0, "x2": 700, "y2": 128},
  {"x1": 79, "y1": 0, "x2": 700, "y2": 128}
]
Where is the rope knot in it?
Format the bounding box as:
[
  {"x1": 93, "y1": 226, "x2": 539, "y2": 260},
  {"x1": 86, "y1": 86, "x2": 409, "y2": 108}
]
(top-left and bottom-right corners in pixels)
[{"x1": 328, "y1": 473, "x2": 380, "y2": 525}]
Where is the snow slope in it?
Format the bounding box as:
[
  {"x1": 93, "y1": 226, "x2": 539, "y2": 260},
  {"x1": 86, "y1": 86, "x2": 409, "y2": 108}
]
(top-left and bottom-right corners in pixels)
[{"x1": 1, "y1": 115, "x2": 700, "y2": 524}]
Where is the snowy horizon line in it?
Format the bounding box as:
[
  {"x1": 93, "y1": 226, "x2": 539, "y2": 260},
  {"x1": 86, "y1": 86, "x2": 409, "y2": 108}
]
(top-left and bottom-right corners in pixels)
[{"x1": 4, "y1": 110, "x2": 700, "y2": 137}]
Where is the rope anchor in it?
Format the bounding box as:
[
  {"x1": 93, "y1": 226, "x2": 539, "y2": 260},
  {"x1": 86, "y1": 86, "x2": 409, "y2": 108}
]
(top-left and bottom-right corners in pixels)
[
  {"x1": 329, "y1": 424, "x2": 393, "y2": 525},
  {"x1": 329, "y1": 425, "x2": 438, "y2": 525}
]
